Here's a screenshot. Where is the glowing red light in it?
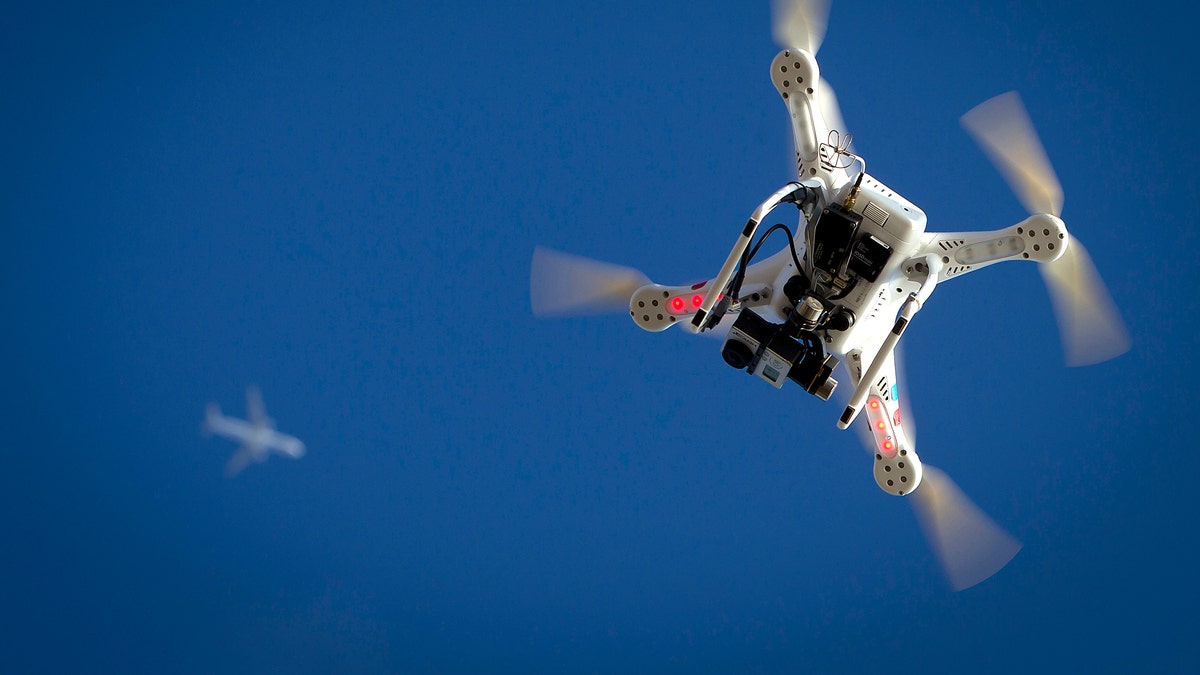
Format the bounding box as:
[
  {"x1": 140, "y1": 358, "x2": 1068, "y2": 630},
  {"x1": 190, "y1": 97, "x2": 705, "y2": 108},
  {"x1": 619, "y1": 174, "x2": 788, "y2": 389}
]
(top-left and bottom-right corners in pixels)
[
  {"x1": 671, "y1": 297, "x2": 685, "y2": 312},
  {"x1": 876, "y1": 420, "x2": 886, "y2": 431},
  {"x1": 692, "y1": 294, "x2": 703, "y2": 308},
  {"x1": 883, "y1": 440, "x2": 895, "y2": 452},
  {"x1": 869, "y1": 400, "x2": 880, "y2": 410}
]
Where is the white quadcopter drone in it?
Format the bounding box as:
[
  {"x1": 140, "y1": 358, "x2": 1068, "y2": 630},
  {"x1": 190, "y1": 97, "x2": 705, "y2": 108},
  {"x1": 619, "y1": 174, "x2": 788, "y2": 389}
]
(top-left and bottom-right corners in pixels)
[{"x1": 530, "y1": 0, "x2": 1129, "y2": 590}]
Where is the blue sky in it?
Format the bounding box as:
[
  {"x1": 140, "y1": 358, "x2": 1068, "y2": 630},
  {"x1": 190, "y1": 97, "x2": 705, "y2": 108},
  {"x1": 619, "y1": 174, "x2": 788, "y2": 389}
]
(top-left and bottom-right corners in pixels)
[{"x1": 3, "y1": 1, "x2": 1197, "y2": 672}]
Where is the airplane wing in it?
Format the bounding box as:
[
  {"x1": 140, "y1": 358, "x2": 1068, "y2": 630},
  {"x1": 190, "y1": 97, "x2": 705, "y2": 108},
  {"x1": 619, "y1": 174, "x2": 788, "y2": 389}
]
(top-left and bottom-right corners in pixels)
[
  {"x1": 224, "y1": 446, "x2": 255, "y2": 478},
  {"x1": 246, "y1": 385, "x2": 272, "y2": 427},
  {"x1": 203, "y1": 412, "x2": 255, "y2": 443}
]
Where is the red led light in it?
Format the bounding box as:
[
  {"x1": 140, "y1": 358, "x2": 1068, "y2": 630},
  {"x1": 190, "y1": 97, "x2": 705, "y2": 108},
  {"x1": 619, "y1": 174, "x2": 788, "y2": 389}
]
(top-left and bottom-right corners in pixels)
[
  {"x1": 671, "y1": 297, "x2": 685, "y2": 312},
  {"x1": 692, "y1": 294, "x2": 703, "y2": 308},
  {"x1": 876, "y1": 420, "x2": 886, "y2": 431},
  {"x1": 882, "y1": 440, "x2": 895, "y2": 451},
  {"x1": 869, "y1": 400, "x2": 880, "y2": 410}
]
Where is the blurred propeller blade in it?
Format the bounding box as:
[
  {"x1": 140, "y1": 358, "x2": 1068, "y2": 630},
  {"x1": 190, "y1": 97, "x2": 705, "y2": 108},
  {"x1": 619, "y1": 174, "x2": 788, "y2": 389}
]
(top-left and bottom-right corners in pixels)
[
  {"x1": 843, "y1": 351, "x2": 1020, "y2": 590},
  {"x1": 962, "y1": 91, "x2": 1129, "y2": 365},
  {"x1": 894, "y1": 363, "x2": 1021, "y2": 592},
  {"x1": 819, "y1": 77, "x2": 852, "y2": 150},
  {"x1": 960, "y1": 91, "x2": 1063, "y2": 217},
  {"x1": 772, "y1": 0, "x2": 829, "y2": 54},
  {"x1": 530, "y1": 246, "x2": 650, "y2": 317},
  {"x1": 1040, "y1": 240, "x2": 1131, "y2": 366},
  {"x1": 911, "y1": 465, "x2": 1022, "y2": 591}
]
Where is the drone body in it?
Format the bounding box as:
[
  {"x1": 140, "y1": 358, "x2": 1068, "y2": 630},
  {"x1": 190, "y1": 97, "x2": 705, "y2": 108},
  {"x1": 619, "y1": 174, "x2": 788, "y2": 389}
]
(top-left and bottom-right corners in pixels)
[{"x1": 530, "y1": 0, "x2": 1128, "y2": 589}]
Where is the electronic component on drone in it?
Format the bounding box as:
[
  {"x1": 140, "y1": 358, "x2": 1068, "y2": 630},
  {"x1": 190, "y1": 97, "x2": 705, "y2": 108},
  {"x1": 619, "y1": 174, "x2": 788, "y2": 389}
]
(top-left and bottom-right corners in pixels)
[
  {"x1": 811, "y1": 203, "x2": 862, "y2": 276},
  {"x1": 781, "y1": 277, "x2": 855, "y2": 333},
  {"x1": 721, "y1": 306, "x2": 839, "y2": 400},
  {"x1": 847, "y1": 234, "x2": 892, "y2": 282},
  {"x1": 794, "y1": 295, "x2": 825, "y2": 328},
  {"x1": 721, "y1": 309, "x2": 791, "y2": 386}
]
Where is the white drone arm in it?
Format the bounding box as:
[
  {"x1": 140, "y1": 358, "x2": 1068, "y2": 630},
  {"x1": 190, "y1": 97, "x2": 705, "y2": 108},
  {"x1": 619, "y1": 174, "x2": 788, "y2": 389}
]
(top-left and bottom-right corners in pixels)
[
  {"x1": 629, "y1": 280, "x2": 774, "y2": 333},
  {"x1": 843, "y1": 347, "x2": 923, "y2": 496},
  {"x1": 769, "y1": 49, "x2": 853, "y2": 192},
  {"x1": 923, "y1": 214, "x2": 1066, "y2": 283},
  {"x1": 628, "y1": 244, "x2": 798, "y2": 334}
]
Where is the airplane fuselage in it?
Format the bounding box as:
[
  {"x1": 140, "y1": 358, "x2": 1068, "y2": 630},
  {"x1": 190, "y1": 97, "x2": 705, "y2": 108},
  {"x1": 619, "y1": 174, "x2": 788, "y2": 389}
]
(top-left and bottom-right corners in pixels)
[{"x1": 206, "y1": 413, "x2": 305, "y2": 459}]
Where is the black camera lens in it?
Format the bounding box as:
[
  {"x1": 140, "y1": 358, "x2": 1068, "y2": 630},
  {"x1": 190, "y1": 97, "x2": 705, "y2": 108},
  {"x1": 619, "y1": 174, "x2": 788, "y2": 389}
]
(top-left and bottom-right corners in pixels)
[{"x1": 721, "y1": 339, "x2": 755, "y2": 370}]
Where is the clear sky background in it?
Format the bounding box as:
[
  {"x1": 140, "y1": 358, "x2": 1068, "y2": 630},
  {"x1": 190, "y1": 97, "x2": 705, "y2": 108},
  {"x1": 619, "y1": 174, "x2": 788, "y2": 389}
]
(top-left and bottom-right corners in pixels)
[{"x1": 3, "y1": 1, "x2": 1196, "y2": 672}]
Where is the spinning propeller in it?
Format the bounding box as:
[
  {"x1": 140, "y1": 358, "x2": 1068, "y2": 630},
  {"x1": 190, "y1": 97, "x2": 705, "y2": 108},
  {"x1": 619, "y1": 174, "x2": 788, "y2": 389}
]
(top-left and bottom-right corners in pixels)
[
  {"x1": 772, "y1": 0, "x2": 828, "y2": 56},
  {"x1": 961, "y1": 91, "x2": 1130, "y2": 366},
  {"x1": 847, "y1": 351, "x2": 1021, "y2": 590},
  {"x1": 772, "y1": 0, "x2": 851, "y2": 151},
  {"x1": 530, "y1": 246, "x2": 650, "y2": 317},
  {"x1": 910, "y1": 465, "x2": 1022, "y2": 591}
]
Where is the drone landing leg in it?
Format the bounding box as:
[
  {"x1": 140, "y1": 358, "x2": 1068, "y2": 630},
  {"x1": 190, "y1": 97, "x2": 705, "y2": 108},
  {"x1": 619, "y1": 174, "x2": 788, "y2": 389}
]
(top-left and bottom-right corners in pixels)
[
  {"x1": 839, "y1": 298, "x2": 916, "y2": 429},
  {"x1": 839, "y1": 255, "x2": 941, "y2": 429}
]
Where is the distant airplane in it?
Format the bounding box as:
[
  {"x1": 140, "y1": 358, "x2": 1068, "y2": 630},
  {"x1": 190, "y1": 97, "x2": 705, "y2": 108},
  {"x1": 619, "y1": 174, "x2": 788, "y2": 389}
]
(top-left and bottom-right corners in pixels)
[{"x1": 203, "y1": 385, "x2": 305, "y2": 476}]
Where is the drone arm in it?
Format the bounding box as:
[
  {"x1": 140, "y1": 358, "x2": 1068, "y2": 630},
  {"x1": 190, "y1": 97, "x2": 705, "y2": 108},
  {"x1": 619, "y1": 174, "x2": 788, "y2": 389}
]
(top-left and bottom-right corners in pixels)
[
  {"x1": 843, "y1": 347, "x2": 923, "y2": 495},
  {"x1": 922, "y1": 214, "x2": 1066, "y2": 283},
  {"x1": 629, "y1": 279, "x2": 776, "y2": 332},
  {"x1": 769, "y1": 49, "x2": 852, "y2": 192},
  {"x1": 838, "y1": 254, "x2": 941, "y2": 429}
]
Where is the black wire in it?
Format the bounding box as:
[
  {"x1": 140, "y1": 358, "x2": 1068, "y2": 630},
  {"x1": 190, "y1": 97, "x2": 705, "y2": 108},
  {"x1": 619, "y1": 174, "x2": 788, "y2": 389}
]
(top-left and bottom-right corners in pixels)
[{"x1": 729, "y1": 223, "x2": 804, "y2": 300}]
